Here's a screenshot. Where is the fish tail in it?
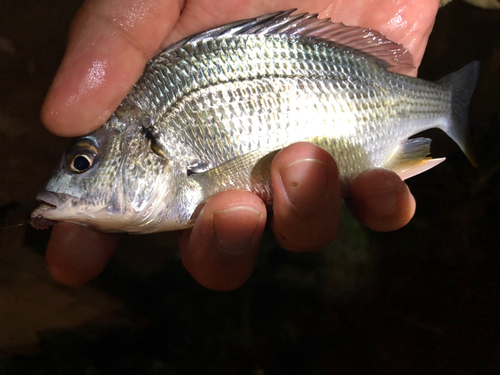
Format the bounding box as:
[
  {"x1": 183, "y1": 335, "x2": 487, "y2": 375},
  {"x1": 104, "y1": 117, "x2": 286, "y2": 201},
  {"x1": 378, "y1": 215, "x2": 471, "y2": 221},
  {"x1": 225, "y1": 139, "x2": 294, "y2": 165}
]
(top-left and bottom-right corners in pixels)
[{"x1": 438, "y1": 61, "x2": 480, "y2": 166}]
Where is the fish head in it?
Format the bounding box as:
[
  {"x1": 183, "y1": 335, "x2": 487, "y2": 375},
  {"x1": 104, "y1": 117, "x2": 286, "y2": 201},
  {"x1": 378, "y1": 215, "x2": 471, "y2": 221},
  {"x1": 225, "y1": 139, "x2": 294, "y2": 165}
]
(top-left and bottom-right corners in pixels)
[{"x1": 31, "y1": 117, "x2": 173, "y2": 232}]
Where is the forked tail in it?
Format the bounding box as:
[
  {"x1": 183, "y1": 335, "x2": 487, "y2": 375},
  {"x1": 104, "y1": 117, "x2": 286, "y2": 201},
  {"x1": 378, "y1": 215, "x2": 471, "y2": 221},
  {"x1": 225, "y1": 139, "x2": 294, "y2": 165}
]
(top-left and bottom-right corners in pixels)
[{"x1": 438, "y1": 61, "x2": 480, "y2": 166}]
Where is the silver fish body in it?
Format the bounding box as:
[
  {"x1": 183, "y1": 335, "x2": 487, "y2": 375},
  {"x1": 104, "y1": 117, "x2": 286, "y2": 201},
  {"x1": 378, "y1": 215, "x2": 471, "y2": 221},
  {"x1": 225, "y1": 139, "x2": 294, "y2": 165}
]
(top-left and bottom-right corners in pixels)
[{"x1": 32, "y1": 10, "x2": 479, "y2": 233}]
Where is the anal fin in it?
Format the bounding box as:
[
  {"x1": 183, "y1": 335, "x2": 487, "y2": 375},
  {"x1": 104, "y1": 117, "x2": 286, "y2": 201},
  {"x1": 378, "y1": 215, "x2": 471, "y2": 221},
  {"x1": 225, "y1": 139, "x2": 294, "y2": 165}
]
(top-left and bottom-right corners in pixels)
[
  {"x1": 395, "y1": 158, "x2": 446, "y2": 181},
  {"x1": 386, "y1": 138, "x2": 446, "y2": 180}
]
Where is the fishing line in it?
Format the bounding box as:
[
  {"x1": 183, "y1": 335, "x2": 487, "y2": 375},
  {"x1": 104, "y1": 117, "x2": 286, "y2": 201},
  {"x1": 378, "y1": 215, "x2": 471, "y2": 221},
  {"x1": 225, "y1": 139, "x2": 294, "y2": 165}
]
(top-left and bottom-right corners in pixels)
[{"x1": 0, "y1": 222, "x2": 27, "y2": 230}]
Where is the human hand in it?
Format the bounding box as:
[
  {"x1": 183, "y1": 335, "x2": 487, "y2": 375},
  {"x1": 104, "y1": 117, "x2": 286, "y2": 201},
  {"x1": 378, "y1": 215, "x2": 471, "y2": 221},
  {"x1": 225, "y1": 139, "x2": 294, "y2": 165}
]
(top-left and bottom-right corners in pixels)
[{"x1": 42, "y1": 0, "x2": 439, "y2": 290}]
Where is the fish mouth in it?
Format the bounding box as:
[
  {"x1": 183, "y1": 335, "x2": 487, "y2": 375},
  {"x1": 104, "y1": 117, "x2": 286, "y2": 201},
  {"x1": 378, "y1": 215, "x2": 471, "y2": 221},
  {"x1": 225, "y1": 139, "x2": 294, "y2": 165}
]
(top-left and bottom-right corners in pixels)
[{"x1": 30, "y1": 191, "x2": 75, "y2": 230}]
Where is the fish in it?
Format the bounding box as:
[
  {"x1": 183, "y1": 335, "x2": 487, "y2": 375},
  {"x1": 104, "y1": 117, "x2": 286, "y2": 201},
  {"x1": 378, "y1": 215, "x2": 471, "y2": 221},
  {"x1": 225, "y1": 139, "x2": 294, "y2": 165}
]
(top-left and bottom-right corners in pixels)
[{"x1": 31, "y1": 10, "x2": 480, "y2": 234}]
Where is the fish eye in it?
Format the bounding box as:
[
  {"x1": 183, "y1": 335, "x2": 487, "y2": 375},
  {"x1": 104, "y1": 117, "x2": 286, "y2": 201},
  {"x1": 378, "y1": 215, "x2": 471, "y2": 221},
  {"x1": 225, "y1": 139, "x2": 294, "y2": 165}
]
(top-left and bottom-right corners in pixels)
[
  {"x1": 71, "y1": 154, "x2": 93, "y2": 173},
  {"x1": 64, "y1": 139, "x2": 98, "y2": 174}
]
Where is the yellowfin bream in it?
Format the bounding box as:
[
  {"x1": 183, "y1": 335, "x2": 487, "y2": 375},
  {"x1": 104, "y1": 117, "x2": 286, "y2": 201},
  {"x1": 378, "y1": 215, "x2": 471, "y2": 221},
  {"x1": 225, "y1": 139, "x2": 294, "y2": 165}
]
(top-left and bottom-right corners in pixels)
[{"x1": 31, "y1": 10, "x2": 479, "y2": 233}]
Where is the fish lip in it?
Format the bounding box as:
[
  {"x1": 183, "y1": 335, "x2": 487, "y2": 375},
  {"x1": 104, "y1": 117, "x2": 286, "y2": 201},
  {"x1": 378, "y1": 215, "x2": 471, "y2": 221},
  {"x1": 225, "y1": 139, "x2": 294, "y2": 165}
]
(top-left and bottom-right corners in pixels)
[
  {"x1": 36, "y1": 191, "x2": 74, "y2": 207},
  {"x1": 30, "y1": 191, "x2": 78, "y2": 230}
]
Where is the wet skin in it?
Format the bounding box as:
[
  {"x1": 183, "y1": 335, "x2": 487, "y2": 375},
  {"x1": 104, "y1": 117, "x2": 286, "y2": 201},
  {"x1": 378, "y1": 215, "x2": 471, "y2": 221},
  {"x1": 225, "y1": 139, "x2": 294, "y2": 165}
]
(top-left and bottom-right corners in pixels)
[{"x1": 42, "y1": 0, "x2": 438, "y2": 290}]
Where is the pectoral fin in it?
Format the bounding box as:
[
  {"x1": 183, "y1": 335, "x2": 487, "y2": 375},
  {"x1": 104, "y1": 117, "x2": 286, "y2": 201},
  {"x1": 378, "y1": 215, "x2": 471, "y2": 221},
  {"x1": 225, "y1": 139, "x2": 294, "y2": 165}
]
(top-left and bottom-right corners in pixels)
[
  {"x1": 386, "y1": 138, "x2": 446, "y2": 180},
  {"x1": 189, "y1": 149, "x2": 280, "y2": 203}
]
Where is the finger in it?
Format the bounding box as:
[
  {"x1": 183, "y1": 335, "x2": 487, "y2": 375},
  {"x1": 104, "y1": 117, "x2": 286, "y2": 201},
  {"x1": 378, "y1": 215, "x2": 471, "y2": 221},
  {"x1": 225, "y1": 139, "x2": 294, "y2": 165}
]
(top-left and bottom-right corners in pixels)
[
  {"x1": 346, "y1": 168, "x2": 416, "y2": 232},
  {"x1": 179, "y1": 190, "x2": 266, "y2": 291},
  {"x1": 41, "y1": 0, "x2": 181, "y2": 137},
  {"x1": 46, "y1": 223, "x2": 120, "y2": 287},
  {"x1": 270, "y1": 143, "x2": 341, "y2": 252}
]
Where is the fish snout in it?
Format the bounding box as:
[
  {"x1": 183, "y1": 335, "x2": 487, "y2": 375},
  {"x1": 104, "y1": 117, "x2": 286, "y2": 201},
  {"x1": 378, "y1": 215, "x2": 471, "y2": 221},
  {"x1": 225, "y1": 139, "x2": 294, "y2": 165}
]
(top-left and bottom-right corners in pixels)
[{"x1": 30, "y1": 191, "x2": 75, "y2": 230}]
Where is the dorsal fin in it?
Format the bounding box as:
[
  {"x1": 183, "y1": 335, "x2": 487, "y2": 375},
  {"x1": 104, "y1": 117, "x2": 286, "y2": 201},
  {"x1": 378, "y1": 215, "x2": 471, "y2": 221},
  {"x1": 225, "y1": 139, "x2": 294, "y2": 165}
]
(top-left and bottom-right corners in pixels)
[{"x1": 159, "y1": 9, "x2": 414, "y2": 73}]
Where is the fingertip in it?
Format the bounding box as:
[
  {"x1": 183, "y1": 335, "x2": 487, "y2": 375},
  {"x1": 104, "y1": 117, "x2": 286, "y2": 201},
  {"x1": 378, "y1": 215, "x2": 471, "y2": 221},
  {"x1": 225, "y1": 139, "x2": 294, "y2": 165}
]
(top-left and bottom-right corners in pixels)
[
  {"x1": 179, "y1": 190, "x2": 266, "y2": 291},
  {"x1": 41, "y1": 31, "x2": 145, "y2": 137},
  {"x1": 347, "y1": 169, "x2": 416, "y2": 232},
  {"x1": 41, "y1": 0, "x2": 179, "y2": 137},
  {"x1": 270, "y1": 143, "x2": 341, "y2": 252},
  {"x1": 46, "y1": 223, "x2": 120, "y2": 287},
  {"x1": 41, "y1": 92, "x2": 114, "y2": 138},
  {"x1": 47, "y1": 265, "x2": 85, "y2": 288}
]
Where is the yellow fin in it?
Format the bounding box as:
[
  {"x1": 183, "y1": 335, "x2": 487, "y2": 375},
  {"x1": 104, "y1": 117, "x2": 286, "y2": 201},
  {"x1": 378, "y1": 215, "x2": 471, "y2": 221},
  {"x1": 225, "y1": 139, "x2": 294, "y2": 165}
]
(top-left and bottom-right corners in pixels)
[
  {"x1": 386, "y1": 138, "x2": 446, "y2": 180},
  {"x1": 394, "y1": 158, "x2": 446, "y2": 180}
]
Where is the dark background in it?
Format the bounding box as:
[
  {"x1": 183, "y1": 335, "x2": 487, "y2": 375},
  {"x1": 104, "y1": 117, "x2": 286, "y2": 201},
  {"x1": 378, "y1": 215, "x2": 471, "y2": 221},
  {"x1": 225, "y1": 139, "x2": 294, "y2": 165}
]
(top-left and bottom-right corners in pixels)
[{"x1": 1, "y1": 1, "x2": 499, "y2": 374}]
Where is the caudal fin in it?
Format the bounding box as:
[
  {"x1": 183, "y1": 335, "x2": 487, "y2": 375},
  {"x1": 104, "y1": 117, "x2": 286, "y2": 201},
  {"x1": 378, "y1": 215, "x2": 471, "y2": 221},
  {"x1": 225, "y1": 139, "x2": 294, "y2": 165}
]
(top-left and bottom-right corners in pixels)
[{"x1": 438, "y1": 61, "x2": 480, "y2": 166}]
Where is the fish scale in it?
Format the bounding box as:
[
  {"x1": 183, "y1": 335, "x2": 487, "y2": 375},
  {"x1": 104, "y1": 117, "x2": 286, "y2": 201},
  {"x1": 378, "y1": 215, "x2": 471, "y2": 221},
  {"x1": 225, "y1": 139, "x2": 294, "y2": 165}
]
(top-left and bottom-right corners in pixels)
[
  {"x1": 146, "y1": 35, "x2": 448, "y2": 174},
  {"x1": 31, "y1": 10, "x2": 479, "y2": 233}
]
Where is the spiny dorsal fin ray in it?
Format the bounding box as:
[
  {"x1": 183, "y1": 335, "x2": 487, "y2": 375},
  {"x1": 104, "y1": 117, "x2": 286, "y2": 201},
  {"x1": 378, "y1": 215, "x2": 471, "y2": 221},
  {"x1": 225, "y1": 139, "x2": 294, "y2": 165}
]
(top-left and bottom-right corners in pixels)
[{"x1": 158, "y1": 9, "x2": 414, "y2": 73}]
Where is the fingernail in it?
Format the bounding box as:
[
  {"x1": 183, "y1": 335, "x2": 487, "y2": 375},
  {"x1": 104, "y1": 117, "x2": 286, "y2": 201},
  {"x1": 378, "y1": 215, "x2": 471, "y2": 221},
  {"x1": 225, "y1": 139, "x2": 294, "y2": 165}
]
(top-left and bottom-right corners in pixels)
[
  {"x1": 365, "y1": 179, "x2": 398, "y2": 216},
  {"x1": 212, "y1": 207, "x2": 262, "y2": 256},
  {"x1": 280, "y1": 159, "x2": 329, "y2": 210}
]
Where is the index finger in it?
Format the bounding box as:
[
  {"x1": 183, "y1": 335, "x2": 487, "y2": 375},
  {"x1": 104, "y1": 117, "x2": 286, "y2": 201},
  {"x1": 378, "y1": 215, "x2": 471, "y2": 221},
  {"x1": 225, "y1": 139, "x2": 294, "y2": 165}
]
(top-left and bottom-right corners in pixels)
[{"x1": 41, "y1": 0, "x2": 182, "y2": 137}]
